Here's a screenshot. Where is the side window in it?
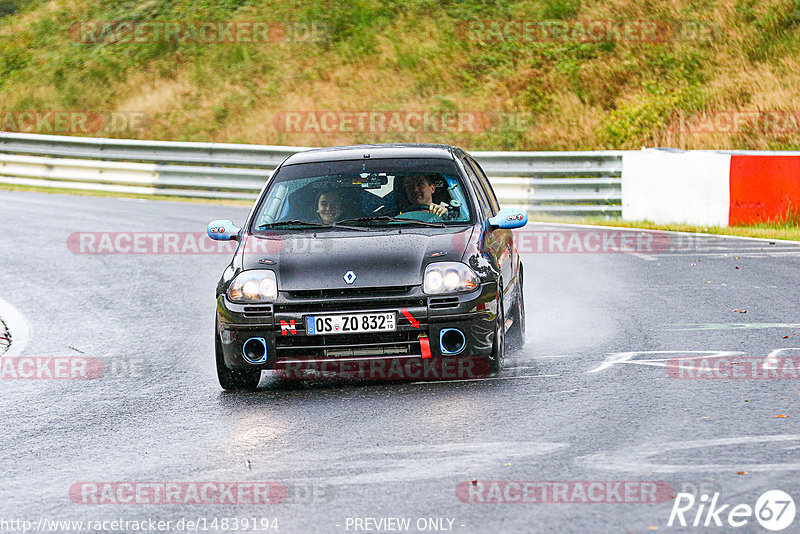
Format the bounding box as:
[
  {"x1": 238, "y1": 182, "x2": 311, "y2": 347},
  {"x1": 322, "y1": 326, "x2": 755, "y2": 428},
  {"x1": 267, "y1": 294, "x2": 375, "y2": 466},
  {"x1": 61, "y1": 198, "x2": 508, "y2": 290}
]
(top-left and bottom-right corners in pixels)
[
  {"x1": 468, "y1": 157, "x2": 500, "y2": 215},
  {"x1": 460, "y1": 156, "x2": 492, "y2": 219}
]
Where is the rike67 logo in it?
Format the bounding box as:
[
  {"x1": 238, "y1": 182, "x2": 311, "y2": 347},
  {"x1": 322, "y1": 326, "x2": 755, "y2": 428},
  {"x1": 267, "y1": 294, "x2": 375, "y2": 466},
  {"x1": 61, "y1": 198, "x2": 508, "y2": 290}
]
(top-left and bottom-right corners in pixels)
[{"x1": 668, "y1": 490, "x2": 796, "y2": 531}]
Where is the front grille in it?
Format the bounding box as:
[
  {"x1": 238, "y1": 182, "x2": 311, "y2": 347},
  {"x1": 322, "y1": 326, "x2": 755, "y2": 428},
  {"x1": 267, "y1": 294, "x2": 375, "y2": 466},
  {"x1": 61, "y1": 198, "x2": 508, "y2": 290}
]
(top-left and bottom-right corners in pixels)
[
  {"x1": 285, "y1": 286, "x2": 414, "y2": 299},
  {"x1": 275, "y1": 330, "x2": 422, "y2": 359},
  {"x1": 275, "y1": 297, "x2": 426, "y2": 314}
]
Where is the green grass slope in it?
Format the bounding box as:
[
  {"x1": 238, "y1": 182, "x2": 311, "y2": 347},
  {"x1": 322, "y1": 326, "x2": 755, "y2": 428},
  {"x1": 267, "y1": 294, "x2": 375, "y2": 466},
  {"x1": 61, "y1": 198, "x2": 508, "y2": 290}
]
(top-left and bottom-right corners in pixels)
[{"x1": 1, "y1": 0, "x2": 800, "y2": 150}]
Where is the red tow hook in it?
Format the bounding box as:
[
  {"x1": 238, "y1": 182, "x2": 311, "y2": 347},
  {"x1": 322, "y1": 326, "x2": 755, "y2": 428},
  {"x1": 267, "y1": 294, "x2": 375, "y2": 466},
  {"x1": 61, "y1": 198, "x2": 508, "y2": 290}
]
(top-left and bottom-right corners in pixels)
[{"x1": 419, "y1": 334, "x2": 431, "y2": 359}]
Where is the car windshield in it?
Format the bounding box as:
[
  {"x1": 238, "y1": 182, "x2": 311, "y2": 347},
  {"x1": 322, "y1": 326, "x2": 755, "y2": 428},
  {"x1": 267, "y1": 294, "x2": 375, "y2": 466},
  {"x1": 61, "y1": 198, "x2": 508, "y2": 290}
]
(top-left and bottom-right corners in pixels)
[{"x1": 251, "y1": 157, "x2": 473, "y2": 231}]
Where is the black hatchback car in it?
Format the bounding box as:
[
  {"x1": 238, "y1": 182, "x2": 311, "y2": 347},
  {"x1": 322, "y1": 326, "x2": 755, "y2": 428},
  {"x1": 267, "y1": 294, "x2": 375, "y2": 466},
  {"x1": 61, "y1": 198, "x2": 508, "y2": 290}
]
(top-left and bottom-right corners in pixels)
[{"x1": 208, "y1": 144, "x2": 527, "y2": 390}]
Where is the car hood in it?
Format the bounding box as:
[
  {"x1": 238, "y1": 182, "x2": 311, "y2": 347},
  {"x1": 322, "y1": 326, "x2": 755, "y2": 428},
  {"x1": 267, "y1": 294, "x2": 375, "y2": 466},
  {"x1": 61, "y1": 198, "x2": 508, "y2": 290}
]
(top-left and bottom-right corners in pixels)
[{"x1": 241, "y1": 227, "x2": 474, "y2": 290}]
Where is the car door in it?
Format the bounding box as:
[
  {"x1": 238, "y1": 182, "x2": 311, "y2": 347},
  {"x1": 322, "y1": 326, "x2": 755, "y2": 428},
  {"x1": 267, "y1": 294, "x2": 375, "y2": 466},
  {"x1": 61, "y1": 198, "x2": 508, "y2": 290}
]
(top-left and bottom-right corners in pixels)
[
  {"x1": 465, "y1": 156, "x2": 517, "y2": 315},
  {"x1": 459, "y1": 155, "x2": 514, "y2": 314}
]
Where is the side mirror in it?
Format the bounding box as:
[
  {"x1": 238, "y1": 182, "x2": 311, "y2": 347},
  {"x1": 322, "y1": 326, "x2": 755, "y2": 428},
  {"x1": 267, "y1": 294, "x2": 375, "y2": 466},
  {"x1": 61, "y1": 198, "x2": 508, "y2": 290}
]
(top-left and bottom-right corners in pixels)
[
  {"x1": 207, "y1": 220, "x2": 241, "y2": 241},
  {"x1": 488, "y1": 208, "x2": 528, "y2": 229}
]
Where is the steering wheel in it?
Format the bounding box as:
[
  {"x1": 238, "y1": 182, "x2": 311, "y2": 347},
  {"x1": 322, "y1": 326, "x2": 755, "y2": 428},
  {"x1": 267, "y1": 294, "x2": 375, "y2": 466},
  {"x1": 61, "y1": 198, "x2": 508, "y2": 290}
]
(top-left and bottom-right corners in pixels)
[
  {"x1": 405, "y1": 203, "x2": 434, "y2": 212},
  {"x1": 396, "y1": 205, "x2": 443, "y2": 222}
]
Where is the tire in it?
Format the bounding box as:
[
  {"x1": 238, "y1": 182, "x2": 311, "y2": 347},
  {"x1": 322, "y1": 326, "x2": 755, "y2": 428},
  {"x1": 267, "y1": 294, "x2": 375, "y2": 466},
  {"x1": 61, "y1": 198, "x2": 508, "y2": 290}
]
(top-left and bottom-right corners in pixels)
[
  {"x1": 507, "y1": 270, "x2": 526, "y2": 351},
  {"x1": 488, "y1": 293, "x2": 505, "y2": 376},
  {"x1": 216, "y1": 331, "x2": 261, "y2": 391}
]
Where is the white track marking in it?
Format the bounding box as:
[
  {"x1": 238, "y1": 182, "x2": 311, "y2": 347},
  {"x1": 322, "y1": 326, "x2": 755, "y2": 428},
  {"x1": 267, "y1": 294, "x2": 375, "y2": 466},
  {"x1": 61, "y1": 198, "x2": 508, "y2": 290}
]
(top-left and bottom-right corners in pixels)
[
  {"x1": 668, "y1": 323, "x2": 800, "y2": 331},
  {"x1": 521, "y1": 388, "x2": 582, "y2": 398},
  {"x1": 581, "y1": 435, "x2": 800, "y2": 473},
  {"x1": 0, "y1": 296, "x2": 30, "y2": 357},
  {"x1": 526, "y1": 221, "x2": 800, "y2": 245},
  {"x1": 652, "y1": 251, "x2": 800, "y2": 257},
  {"x1": 763, "y1": 348, "x2": 800, "y2": 370},
  {"x1": 409, "y1": 374, "x2": 558, "y2": 385},
  {"x1": 587, "y1": 350, "x2": 741, "y2": 373},
  {"x1": 631, "y1": 253, "x2": 657, "y2": 261}
]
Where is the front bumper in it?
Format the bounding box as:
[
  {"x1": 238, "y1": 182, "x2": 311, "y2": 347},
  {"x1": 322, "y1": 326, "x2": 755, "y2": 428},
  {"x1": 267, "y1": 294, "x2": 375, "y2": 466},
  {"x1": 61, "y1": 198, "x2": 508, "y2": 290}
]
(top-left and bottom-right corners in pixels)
[{"x1": 216, "y1": 282, "x2": 499, "y2": 377}]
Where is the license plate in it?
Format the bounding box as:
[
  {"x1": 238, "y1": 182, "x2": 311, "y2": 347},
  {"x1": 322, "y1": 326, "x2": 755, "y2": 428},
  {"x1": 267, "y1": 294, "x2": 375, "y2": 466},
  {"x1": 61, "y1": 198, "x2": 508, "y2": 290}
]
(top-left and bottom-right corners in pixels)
[{"x1": 305, "y1": 312, "x2": 396, "y2": 335}]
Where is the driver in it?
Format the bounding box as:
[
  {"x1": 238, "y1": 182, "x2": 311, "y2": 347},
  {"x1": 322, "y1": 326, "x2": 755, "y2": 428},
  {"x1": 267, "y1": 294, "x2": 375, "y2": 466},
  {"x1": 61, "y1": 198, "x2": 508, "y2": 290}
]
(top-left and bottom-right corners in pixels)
[{"x1": 401, "y1": 175, "x2": 448, "y2": 217}]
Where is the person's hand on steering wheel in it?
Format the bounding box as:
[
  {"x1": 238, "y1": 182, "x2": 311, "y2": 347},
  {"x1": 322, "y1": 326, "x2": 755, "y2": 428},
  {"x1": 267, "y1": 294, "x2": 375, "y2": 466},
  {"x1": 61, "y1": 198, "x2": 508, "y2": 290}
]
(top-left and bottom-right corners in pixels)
[
  {"x1": 428, "y1": 203, "x2": 448, "y2": 217},
  {"x1": 406, "y1": 203, "x2": 447, "y2": 217}
]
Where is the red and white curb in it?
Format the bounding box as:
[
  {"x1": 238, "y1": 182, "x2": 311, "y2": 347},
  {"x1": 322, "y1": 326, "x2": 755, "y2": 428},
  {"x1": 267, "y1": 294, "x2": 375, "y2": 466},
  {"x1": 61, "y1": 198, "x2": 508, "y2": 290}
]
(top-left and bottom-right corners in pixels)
[{"x1": 623, "y1": 150, "x2": 800, "y2": 227}]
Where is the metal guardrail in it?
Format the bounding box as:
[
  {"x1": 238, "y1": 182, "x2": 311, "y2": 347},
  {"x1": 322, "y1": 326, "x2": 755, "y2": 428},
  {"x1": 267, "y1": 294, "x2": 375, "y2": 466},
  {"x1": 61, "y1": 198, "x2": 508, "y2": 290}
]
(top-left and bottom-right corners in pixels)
[
  {"x1": 0, "y1": 132, "x2": 304, "y2": 167},
  {"x1": 0, "y1": 132, "x2": 623, "y2": 215}
]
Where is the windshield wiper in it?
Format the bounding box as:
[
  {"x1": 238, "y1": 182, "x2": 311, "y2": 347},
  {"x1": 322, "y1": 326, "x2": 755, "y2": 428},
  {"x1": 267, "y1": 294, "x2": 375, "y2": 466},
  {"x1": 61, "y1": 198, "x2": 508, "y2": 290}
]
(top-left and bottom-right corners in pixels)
[
  {"x1": 258, "y1": 220, "x2": 367, "y2": 231},
  {"x1": 336, "y1": 216, "x2": 445, "y2": 228},
  {"x1": 259, "y1": 220, "x2": 327, "y2": 229}
]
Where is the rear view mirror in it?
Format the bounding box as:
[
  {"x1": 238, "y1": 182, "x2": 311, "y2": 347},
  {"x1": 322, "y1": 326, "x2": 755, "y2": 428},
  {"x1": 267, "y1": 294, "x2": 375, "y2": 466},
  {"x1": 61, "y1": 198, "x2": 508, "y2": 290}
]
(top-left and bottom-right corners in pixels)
[
  {"x1": 488, "y1": 208, "x2": 528, "y2": 229},
  {"x1": 207, "y1": 220, "x2": 241, "y2": 241},
  {"x1": 357, "y1": 173, "x2": 389, "y2": 188}
]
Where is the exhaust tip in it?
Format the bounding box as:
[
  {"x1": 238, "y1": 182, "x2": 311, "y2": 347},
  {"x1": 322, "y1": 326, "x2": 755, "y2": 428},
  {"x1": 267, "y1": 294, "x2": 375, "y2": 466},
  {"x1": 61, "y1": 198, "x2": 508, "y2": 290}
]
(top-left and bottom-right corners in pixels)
[
  {"x1": 440, "y1": 328, "x2": 466, "y2": 355},
  {"x1": 242, "y1": 337, "x2": 267, "y2": 364}
]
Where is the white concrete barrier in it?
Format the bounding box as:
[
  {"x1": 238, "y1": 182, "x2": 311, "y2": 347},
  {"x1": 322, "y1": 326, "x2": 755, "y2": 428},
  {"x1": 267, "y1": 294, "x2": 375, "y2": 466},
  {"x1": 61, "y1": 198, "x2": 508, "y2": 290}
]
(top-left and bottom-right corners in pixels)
[{"x1": 622, "y1": 150, "x2": 731, "y2": 226}]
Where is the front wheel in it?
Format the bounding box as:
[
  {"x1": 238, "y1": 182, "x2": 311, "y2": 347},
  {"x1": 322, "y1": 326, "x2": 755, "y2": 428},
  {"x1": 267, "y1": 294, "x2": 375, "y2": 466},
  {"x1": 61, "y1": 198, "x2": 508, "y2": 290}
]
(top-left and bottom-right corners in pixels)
[
  {"x1": 507, "y1": 270, "x2": 526, "y2": 351},
  {"x1": 488, "y1": 294, "x2": 505, "y2": 376},
  {"x1": 216, "y1": 332, "x2": 261, "y2": 391}
]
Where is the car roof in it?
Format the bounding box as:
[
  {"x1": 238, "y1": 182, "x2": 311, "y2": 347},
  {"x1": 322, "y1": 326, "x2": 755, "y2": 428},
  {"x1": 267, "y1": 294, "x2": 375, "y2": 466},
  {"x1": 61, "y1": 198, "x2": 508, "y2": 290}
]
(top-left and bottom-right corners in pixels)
[{"x1": 281, "y1": 143, "x2": 463, "y2": 165}]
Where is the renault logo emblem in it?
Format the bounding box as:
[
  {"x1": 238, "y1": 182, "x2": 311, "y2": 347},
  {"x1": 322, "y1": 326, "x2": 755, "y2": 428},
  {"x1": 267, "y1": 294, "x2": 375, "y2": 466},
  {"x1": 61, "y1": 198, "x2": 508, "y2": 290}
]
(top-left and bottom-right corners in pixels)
[{"x1": 343, "y1": 271, "x2": 357, "y2": 284}]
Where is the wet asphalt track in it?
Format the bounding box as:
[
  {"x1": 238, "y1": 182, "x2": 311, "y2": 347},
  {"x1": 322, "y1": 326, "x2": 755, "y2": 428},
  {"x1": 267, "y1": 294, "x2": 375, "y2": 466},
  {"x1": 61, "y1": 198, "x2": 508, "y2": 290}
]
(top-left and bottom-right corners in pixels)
[{"x1": 1, "y1": 190, "x2": 800, "y2": 534}]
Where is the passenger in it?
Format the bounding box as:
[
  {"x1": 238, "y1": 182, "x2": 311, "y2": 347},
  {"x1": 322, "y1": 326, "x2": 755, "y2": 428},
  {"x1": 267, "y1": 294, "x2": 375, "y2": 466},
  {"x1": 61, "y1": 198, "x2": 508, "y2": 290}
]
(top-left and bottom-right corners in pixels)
[
  {"x1": 315, "y1": 188, "x2": 343, "y2": 225},
  {"x1": 401, "y1": 175, "x2": 448, "y2": 217}
]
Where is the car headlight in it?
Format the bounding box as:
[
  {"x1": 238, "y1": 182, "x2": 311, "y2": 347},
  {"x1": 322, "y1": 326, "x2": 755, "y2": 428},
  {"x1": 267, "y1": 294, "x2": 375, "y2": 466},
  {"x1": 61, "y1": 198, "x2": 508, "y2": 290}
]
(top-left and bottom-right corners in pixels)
[
  {"x1": 423, "y1": 262, "x2": 479, "y2": 294},
  {"x1": 228, "y1": 270, "x2": 278, "y2": 303}
]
